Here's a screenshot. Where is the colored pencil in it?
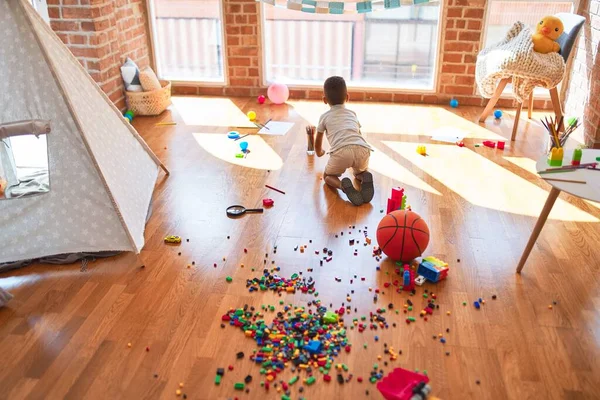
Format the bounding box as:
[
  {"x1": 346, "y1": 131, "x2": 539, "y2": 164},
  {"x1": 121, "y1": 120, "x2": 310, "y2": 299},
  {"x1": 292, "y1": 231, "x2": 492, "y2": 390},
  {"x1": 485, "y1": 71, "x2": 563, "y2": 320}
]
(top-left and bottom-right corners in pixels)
[
  {"x1": 265, "y1": 184, "x2": 285, "y2": 194},
  {"x1": 234, "y1": 134, "x2": 250, "y2": 141},
  {"x1": 155, "y1": 121, "x2": 177, "y2": 126},
  {"x1": 538, "y1": 169, "x2": 575, "y2": 175},
  {"x1": 544, "y1": 178, "x2": 586, "y2": 184}
]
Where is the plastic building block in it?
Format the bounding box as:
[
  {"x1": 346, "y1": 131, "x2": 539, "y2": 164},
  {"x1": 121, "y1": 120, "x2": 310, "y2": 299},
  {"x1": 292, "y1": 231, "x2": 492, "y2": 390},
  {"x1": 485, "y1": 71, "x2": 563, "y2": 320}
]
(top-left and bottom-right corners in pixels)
[
  {"x1": 303, "y1": 340, "x2": 322, "y2": 354},
  {"x1": 548, "y1": 147, "x2": 563, "y2": 167},
  {"x1": 263, "y1": 198, "x2": 274, "y2": 207},
  {"x1": 483, "y1": 140, "x2": 496, "y2": 149},
  {"x1": 497, "y1": 141, "x2": 505, "y2": 150},
  {"x1": 401, "y1": 265, "x2": 415, "y2": 291},
  {"x1": 323, "y1": 311, "x2": 339, "y2": 324},
  {"x1": 417, "y1": 257, "x2": 449, "y2": 283},
  {"x1": 572, "y1": 148, "x2": 582, "y2": 166},
  {"x1": 234, "y1": 382, "x2": 245, "y2": 390},
  {"x1": 414, "y1": 275, "x2": 426, "y2": 286},
  {"x1": 416, "y1": 145, "x2": 426, "y2": 156},
  {"x1": 377, "y1": 367, "x2": 430, "y2": 400}
]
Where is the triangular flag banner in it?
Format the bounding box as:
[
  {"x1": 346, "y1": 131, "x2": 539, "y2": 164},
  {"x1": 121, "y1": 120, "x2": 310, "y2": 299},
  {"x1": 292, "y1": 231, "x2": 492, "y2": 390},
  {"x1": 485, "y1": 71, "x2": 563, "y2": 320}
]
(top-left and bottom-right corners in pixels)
[{"x1": 259, "y1": 0, "x2": 437, "y2": 14}]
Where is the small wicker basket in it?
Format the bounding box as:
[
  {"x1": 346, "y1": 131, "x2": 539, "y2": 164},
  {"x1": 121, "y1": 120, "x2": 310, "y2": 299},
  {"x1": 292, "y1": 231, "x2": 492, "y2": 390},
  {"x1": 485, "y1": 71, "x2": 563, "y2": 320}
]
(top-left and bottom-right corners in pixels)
[{"x1": 125, "y1": 80, "x2": 171, "y2": 116}]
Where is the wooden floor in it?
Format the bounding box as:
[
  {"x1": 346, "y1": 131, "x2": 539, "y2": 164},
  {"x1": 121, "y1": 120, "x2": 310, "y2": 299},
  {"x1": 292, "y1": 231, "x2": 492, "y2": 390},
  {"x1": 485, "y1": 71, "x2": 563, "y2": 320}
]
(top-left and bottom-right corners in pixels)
[{"x1": 1, "y1": 98, "x2": 599, "y2": 400}]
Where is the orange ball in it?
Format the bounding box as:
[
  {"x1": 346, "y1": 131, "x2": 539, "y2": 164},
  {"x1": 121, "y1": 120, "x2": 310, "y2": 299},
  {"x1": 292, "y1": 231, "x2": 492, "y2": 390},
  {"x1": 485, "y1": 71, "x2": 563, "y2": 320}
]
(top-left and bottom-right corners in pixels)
[{"x1": 376, "y1": 210, "x2": 430, "y2": 262}]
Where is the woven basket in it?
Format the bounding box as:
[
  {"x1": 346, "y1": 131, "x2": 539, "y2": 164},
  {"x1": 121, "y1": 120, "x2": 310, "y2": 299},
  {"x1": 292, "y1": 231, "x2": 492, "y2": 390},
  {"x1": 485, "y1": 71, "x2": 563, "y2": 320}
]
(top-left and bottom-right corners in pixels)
[{"x1": 125, "y1": 80, "x2": 171, "y2": 116}]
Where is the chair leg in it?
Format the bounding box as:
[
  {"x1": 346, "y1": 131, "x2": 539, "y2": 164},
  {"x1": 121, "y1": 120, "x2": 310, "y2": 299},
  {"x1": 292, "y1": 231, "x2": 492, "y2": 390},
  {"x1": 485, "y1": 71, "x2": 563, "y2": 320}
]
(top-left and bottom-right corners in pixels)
[
  {"x1": 511, "y1": 102, "x2": 524, "y2": 141},
  {"x1": 549, "y1": 87, "x2": 565, "y2": 132},
  {"x1": 527, "y1": 92, "x2": 534, "y2": 119},
  {"x1": 479, "y1": 78, "x2": 511, "y2": 123}
]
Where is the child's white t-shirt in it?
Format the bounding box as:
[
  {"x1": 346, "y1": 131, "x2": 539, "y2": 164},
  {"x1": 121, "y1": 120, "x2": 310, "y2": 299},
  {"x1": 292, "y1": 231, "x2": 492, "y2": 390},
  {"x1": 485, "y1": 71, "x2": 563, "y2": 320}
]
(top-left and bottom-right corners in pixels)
[{"x1": 317, "y1": 104, "x2": 373, "y2": 154}]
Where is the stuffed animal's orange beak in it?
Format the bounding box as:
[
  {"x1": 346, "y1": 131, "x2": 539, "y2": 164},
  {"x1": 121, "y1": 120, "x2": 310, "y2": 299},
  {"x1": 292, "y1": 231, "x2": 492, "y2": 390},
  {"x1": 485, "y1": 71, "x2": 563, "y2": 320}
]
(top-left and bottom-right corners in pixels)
[{"x1": 541, "y1": 26, "x2": 550, "y2": 35}]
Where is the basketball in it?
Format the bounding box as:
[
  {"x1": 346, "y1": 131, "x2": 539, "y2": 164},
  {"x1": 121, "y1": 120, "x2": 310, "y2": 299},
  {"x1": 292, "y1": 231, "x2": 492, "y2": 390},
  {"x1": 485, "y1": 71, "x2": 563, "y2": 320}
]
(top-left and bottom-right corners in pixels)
[{"x1": 376, "y1": 210, "x2": 430, "y2": 262}]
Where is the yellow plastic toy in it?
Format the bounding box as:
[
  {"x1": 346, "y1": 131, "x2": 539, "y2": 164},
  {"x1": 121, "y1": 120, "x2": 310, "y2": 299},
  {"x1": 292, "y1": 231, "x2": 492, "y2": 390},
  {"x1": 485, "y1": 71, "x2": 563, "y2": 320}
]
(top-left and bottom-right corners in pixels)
[
  {"x1": 532, "y1": 16, "x2": 564, "y2": 54},
  {"x1": 247, "y1": 110, "x2": 257, "y2": 121},
  {"x1": 416, "y1": 145, "x2": 426, "y2": 156}
]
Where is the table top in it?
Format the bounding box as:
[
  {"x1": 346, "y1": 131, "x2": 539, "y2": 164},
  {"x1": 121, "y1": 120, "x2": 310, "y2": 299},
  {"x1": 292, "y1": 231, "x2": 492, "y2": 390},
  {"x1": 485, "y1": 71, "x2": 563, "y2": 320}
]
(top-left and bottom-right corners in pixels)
[{"x1": 536, "y1": 149, "x2": 600, "y2": 202}]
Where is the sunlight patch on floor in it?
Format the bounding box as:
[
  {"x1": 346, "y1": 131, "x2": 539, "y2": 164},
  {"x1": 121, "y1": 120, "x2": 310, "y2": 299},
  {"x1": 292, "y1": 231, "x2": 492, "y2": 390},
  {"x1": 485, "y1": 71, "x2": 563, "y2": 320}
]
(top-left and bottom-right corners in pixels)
[
  {"x1": 383, "y1": 142, "x2": 598, "y2": 222},
  {"x1": 172, "y1": 97, "x2": 255, "y2": 127},
  {"x1": 192, "y1": 133, "x2": 283, "y2": 170},
  {"x1": 369, "y1": 146, "x2": 441, "y2": 195},
  {"x1": 288, "y1": 101, "x2": 505, "y2": 140}
]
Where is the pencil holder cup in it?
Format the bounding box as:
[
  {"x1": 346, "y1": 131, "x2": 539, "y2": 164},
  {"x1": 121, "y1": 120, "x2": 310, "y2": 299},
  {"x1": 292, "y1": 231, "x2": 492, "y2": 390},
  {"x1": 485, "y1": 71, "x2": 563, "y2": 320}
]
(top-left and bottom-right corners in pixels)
[
  {"x1": 547, "y1": 146, "x2": 563, "y2": 167},
  {"x1": 306, "y1": 128, "x2": 315, "y2": 156}
]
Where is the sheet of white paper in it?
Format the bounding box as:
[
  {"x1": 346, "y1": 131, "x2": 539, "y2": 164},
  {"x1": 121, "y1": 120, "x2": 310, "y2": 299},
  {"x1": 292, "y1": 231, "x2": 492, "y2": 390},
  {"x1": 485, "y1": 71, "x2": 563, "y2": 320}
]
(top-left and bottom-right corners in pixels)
[
  {"x1": 430, "y1": 127, "x2": 469, "y2": 143},
  {"x1": 258, "y1": 121, "x2": 294, "y2": 136}
]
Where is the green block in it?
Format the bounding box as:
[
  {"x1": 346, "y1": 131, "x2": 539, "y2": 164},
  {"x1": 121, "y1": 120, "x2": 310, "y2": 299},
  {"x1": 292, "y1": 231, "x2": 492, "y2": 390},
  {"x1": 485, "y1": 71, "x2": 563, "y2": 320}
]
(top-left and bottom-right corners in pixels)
[
  {"x1": 282, "y1": 395, "x2": 291, "y2": 400},
  {"x1": 423, "y1": 293, "x2": 428, "y2": 298},
  {"x1": 306, "y1": 376, "x2": 316, "y2": 385},
  {"x1": 370, "y1": 376, "x2": 377, "y2": 383},
  {"x1": 262, "y1": 346, "x2": 272, "y2": 353},
  {"x1": 226, "y1": 276, "x2": 233, "y2": 282},
  {"x1": 373, "y1": 363, "x2": 378, "y2": 370},
  {"x1": 342, "y1": 364, "x2": 348, "y2": 371},
  {"x1": 234, "y1": 382, "x2": 245, "y2": 390},
  {"x1": 408, "y1": 317, "x2": 416, "y2": 322},
  {"x1": 323, "y1": 311, "x2": 339, "y2": 324},
  {"x1": 289, "y1": 375, "x2": 299, "y2": 385},
  {"x1": 215, "y1": 375, "x2": 222, "y2": 385},
  {"x1": 408, "y1": 306, "x2": 413, "y2": 311}
]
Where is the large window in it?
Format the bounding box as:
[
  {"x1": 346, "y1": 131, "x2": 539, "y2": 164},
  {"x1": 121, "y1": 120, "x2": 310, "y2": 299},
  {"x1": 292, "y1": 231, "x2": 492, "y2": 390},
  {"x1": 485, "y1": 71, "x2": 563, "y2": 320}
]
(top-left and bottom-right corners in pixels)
[
  {"x1": 149, "y1": 0, "x2": 225, "y2": 82},
  {"x1": 262, "y1": 2, "x2": 441, "y2": 90}
]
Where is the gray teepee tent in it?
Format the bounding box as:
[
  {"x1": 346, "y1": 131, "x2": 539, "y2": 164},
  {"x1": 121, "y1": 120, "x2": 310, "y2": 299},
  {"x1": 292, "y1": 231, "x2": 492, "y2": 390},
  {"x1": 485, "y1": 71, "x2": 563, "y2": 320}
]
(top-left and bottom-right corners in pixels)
[{"x1": 0, "y1": 0, "x2": 168, "y2": 266}]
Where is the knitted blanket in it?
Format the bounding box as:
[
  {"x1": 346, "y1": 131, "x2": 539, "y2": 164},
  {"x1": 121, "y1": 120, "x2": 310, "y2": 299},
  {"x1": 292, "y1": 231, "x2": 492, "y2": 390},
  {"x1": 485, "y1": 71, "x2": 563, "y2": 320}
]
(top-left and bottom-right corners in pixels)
[{"x1": 476, "y1": 22, "x2": 565, "y2": 103}]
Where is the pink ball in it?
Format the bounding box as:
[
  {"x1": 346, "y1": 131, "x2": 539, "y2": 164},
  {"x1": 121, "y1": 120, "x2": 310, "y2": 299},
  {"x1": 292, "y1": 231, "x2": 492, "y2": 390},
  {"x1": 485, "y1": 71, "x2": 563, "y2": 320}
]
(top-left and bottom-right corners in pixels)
[
  {"x1": 257, "y1": 95, "x2": 266, "y2": 104},
  {"x1": 267, "y1": 82, "x2": 289, "y2": 105}
]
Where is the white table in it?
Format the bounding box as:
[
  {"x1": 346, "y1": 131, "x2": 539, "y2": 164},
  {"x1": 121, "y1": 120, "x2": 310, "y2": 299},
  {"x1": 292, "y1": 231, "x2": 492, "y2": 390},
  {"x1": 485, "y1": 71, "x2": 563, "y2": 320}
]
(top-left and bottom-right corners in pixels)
[{"x1": 517, "y1": 149, "x2": 600, "y2": 272}]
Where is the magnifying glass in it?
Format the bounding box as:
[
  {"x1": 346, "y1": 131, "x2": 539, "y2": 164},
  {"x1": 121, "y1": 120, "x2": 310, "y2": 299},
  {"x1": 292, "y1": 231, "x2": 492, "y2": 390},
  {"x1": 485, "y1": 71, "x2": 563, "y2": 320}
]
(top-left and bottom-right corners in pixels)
[{"x1": 226, "y1": 205, "x2": 264, "y2": 217}]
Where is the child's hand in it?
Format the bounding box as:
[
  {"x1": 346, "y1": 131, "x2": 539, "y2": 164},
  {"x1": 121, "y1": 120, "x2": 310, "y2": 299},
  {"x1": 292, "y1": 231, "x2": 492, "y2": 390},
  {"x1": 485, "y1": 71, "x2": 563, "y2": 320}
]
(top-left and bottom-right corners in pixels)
[{"x1": 317, "y1": 149, "x2": 325, "y2": 157}]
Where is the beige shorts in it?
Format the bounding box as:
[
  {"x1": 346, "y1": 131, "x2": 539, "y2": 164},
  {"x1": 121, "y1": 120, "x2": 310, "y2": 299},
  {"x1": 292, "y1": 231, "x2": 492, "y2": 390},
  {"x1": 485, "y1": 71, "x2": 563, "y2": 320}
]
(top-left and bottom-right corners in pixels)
[{"x1": 324, "y1": 145, "x2": 371, "y2": 177}]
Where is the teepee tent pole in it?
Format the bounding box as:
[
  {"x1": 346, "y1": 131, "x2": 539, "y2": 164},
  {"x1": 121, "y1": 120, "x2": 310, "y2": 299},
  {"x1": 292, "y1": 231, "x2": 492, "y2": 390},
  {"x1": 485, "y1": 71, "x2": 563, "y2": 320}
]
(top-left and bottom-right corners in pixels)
[{"x1": 21, "y1": 0, "x2": 169, "y2": 176}]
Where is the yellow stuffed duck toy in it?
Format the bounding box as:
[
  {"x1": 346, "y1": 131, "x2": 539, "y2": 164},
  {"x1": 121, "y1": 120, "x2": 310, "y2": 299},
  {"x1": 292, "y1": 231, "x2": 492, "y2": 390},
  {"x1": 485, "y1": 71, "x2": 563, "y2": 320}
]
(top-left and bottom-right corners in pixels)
[{"x1": 532, "y1": 16, "x2": 564, "y2": 54}]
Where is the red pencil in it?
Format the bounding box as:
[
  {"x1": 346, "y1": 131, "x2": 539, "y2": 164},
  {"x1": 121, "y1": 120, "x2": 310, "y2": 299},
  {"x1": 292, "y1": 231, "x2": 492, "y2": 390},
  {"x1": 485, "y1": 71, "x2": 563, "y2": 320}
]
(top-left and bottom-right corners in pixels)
[{"x1": 265, "y1": 184, "x2": 285, "y2": 195}]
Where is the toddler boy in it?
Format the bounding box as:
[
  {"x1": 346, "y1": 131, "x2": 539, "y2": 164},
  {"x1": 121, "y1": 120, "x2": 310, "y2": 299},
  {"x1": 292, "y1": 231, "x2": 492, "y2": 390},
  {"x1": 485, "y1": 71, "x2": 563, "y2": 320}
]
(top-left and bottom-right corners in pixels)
[{"x1": 308, "y1": 76, "x2": 374, "y2": 206}]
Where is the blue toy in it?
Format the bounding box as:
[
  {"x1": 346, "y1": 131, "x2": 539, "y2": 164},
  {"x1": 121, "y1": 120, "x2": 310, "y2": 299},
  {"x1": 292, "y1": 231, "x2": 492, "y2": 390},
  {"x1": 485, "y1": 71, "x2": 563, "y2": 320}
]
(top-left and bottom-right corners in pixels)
[
  {"x1": 240, "y1": 141, "x2": 249, "y2": 152},
  {"x1": 228, "y1": 131, "x2": 240, "y2": 139},
  {"x1": 449, "y1": 99, "x2": 459, "y2": 108},
  {"x1": 303, "y1": 340, "x2": 322, "y2": 354},
  {"x1": 493, "y1": 110, "x2": 503, "y2": 119}
]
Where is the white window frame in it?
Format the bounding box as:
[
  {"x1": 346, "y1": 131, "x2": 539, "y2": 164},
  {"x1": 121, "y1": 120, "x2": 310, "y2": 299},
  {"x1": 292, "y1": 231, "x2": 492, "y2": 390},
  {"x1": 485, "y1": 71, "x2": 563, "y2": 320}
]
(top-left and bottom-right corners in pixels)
[
  {"x1": 259, "y1": 1, "x2": 444, "y2": 94},
  {"x1": 145, "y1": 0, "x2": 229, "y2": 86}
]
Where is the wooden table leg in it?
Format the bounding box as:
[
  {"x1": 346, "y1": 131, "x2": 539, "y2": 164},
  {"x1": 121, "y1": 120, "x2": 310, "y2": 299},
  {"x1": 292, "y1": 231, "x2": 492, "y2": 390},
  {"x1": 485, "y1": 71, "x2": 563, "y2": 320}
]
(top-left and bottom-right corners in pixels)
[
  {"x1": 516, "y1": 187, "x2": 561, "y2": 273},
  {"x1": 510, "y1": 102, "x2": 523, "y2": 141},
  {"x1": 479, "y1": 78, "x2": 510, "y2": 122},
  {"x1": 527, "y1": 92, "x2": 534, "y2": 119}
]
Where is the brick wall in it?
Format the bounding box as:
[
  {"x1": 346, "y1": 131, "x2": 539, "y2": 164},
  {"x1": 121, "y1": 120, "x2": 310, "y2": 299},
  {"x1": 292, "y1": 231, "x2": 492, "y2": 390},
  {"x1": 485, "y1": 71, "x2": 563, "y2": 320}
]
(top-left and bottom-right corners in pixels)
[
  {"x1": 172, "y1": 0, "x2": 554, "y2": 109},
  {"x1": 564, "y1": 0, "x2": 600, "y2": 148},
  {"x1": 48, "y1": 0, "x2": 151, "y2": 110}
]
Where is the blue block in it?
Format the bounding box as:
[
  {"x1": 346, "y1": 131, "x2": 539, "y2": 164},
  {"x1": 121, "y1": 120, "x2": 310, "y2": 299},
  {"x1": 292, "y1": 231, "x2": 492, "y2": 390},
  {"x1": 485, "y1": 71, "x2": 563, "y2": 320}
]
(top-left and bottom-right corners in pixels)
[
  {"x1": 474, "y1": 301, "x2": 481, "y2": 309},
  {"x1": 384, "y1": 0, "x2": 400, "y2": 8},
  {"x1": 303, "y1": 340, "x2": 322, "y2": 354},
  {"x1": 417, "y1": 261, "x2": 441, "y2": 283}
]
